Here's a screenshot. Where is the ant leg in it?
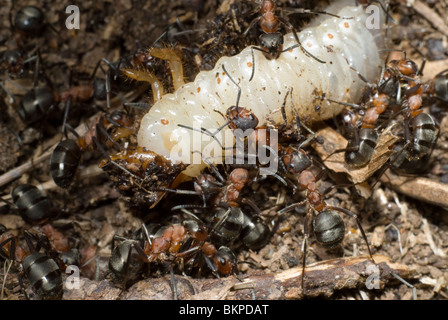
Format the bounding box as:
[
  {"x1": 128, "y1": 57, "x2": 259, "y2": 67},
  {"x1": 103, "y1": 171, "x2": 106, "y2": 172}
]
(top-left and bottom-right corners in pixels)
[
  {"x1": 18, "y1": 273, "x2": 30, "y2": 300},
  {"x1": 177, "y1": 122, "x2": 230, "y2": 151},
  {"x1": 0, "y1": 237, "x2": 16, "y2": 261},
  {"x1": 277, "y1": 200, "x2": 306, "y2": 215},
  {"x1": 247, "y1": 46, "x2": 300, "y2": 82},
  {"x1": 171, "y1": 204, "x2": 210, "y2": 211},
  {"x1": 61, "y1": 95, "x2": 72, "y2": 138},
  {"x1": 148, "y1": 48, "x2": 184, "y2": 90},
  {"x1": 123, "y1": 101, "x2": 151, "y2": 111},
  {"x1": 222, "y1": 64, "x2": 242, "y2": 107},
  {"x1": 23, "y1": 231, "x2": 37, "y2": 253},
  {"x1": 277, "y1": 16, "x2": 326, "y2": 64},
  {"x1": 391, "y1": 272, "x2": 417, "y2": 300},
  {"x1": 94, "y1": 122, "x2": 123, "y2": 150},
  {"x1": 282, "y1": 7, "x2": 354, "y2": 20},
  {"x1": 369, "y1": 140, "x2": 411, "y2": 189},
  {"x1": 203, "y1": 254, "x2": 220, "y2": 279},
  {"x1": 121, "y1": 68, "x2": 164, "y2": 102},
  {"x1": 325, "y1": 205, "x2": 374, "y2": 262},
  {"x1": 301, "y1": 210, "x2": 312, "y2": 292},
  {"x1": 242, "y1": 16, "x2": 262, "y2": 38},
  {"x1": 168, "y1": 265, "x2": 178, "y2": 300},
  {"x1": 200, "y1": 155, "x2": 226, "y2": 183}
]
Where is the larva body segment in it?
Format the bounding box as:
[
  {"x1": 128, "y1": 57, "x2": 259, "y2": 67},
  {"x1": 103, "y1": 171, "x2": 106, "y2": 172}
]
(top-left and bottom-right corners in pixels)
[{"x1": 138, "y1": 0, "x2": 384, "y2": 176}]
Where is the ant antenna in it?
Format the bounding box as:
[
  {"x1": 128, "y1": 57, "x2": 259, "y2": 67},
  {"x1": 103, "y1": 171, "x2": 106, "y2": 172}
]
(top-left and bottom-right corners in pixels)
[{"x1": 222, "y1": 64, "x2": 241, "y2": 108}]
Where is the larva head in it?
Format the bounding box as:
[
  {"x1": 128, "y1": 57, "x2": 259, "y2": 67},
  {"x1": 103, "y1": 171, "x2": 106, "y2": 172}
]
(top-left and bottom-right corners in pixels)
[
  {"x1": 259, "y1": 32, "x2": 284, "y2": 59},
  {"x1": 226, "y1": 106, "x2": 259, "y2": 131}
]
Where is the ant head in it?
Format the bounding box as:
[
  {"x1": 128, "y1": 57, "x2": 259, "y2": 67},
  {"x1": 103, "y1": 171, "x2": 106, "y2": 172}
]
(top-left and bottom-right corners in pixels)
[
  {"x1": 213, "y1": 246, "x2": 237, "y2": 276},
  {"x1": 282, "y1": 148, "x2": 312, "y2": 174},
  {"x1": 194, "y1": 174, "x2": 222, "y2": 197},
  {"x1": 59, "y1": 248, "x2": 81, "y2": 267},
  {"x1": 229, "y1": 168, "x2": 250, "y2": 191},
  {"x1": 259, "y1": 32, "x2": 283, "y2": 59},
  {"x1": 0, "y1": 50, "x2": 25, "y2": 78},
  {"x1": 397, "y1": 59, "x2": 419, "y2": 77},
  {"x1": 14, "y1": 6, "x2": 45, "y2": 36},
  {"x1": 226, "y1": 106, "x2": 259, "y2": 131}
]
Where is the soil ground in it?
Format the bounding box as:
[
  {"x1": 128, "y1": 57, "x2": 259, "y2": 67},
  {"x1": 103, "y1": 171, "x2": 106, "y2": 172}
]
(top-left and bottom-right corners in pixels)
[{"x1": 0, "y1": 0, "x2": 447, "y2": 300}]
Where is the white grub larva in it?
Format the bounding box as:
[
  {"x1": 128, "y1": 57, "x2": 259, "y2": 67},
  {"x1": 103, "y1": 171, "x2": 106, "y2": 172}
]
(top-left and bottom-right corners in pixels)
[{"x1": 137, "y1": 0, "x2": 385, "y2": 176}]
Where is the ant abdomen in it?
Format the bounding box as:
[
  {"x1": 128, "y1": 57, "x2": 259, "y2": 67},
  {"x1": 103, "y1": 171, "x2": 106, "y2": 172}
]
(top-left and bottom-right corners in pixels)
[
  {"x1": 18, "y1": 85, "x2": 54, "y2": 124},
  {"x1": 409, "y1": 113, "x2": 437, "y2": 156},
  {"x1": 22, "y1": 252, "x2": 63, "y2": 300},
  {"x1": 313, "y1": 210, "x2": 345, "y2": 248},
  {"x1": 14, "y1": 6, "x2": 45, "y2": 36},
  {"x1": 50, "y1": 139, "x2": 82, "y2": 189},
  {"x1": 11, "y1": 184, "x2": 55, "y2": 223},
  {"x1": 345, "y1": 128, "x2": 379, "y2": 167},
  {"x1": 109, "y1": 239, "x2": 146, "y2": 283},
  {"x1": 210, "y1": 207, "x2": 244, "y2": 246},
  {"x1": 240, "y1": 215, "x2": 271, "y2": 251}
]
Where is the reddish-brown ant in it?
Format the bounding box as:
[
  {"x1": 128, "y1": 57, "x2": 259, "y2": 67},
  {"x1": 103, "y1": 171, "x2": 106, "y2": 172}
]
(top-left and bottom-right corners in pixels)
[
  {"x1": 243, "y1": 0, "x2": 356, "y2": 80},
  {"x1": 278, "y1": 167, "x2": 374, "y2": 290},
  {"x1": 109, "y1": 213, "x2": 237, "y2": 296},
  {"x1": 34, "y1": 224, "x2": 80, "y2": 266}
]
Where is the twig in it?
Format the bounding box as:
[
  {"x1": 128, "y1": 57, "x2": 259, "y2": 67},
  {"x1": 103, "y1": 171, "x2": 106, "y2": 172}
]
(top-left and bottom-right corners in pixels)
[
  {"x1": 412, "y1": 0, "x2": 448, "y2": 37},
  {"x1": 62, "y1": 255, "x2": 417, "y2": 300}
]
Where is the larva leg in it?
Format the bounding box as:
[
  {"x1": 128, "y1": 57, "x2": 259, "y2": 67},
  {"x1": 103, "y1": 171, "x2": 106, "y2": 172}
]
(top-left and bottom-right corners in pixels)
[
  {"x1": 148, "y1": 48, "x2": 185, "y2": 90},
  {"x1": 121, "y1": 68, "x2": 164, "y2": 102}
]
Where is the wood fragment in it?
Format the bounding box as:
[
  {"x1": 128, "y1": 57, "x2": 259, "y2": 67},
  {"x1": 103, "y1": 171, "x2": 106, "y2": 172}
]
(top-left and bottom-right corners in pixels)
[
  {"x1": 380, "y1": 171, "x2": 448, "y2": 209},
  {"x1": 313, "y1": 126, "x2": 399, "y2": 184},
  {"x1": 412, "y1": 0, "x2": 448, "y2": 37},
  {"x1": 62, "y1": 255, "x2": 417, "y2": 300}
]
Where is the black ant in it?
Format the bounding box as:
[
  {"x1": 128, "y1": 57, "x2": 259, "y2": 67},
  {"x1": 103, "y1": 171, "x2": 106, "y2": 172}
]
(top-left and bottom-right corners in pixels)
[
  {"x1": 278, "y1": 167, "x2": 374, "y2": 291},
  {"x1": 109, "y1": 214, "x2": 237, "y2": 297},
  {"x1": 50, "y1": 110, "x2": 136, "y2": 189},
  {"x1": 30, "y1": 223, "x2": 81, "y2": 270},
  {"x1": 388, "y1": 86, "x2": 438, "y2": 175},
  {"x1": 243, "y1": 0, "x2": 355, "y2": 81},
  {"x1": 0, "y1": 225, "x2": 63, "y2": 300},
  {"x1": 317, "y1": 91, "x2": 391, "y2": 168}
]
